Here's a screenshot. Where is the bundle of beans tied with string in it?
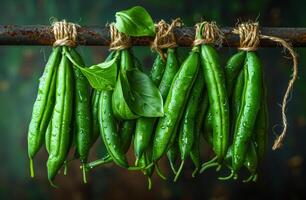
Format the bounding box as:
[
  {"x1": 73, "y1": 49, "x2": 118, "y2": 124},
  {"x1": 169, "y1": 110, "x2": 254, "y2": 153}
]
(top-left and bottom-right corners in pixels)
[
  {"x1": 84, "y1": 19, "x2": 182, "y2": 190},
  {"x1": 201, "y1": 22, "x2": 298, "y2": 182},
  {"x1": 133, "y1": 19, "x2": 182, "y2": 187},
  {"x1": 84, "y1": 24, "x2": 137, "y2": 171},
  {"x1": 151, "y1": 21, "x2": 213, "y2": 182},
  {"x1": 190, "y1": 21, "x2": 230, "y2": 179},
  {"x1": 84, "y1": 10, "x2": 168, "y2": 188},
  {"x1": 27, "y1": 20, "x2": 95, "y2": 186}
]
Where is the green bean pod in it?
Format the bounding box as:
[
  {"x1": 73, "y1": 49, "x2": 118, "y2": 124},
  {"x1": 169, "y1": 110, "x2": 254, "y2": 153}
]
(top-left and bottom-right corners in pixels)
[
  {"x1": 99, "y1": 90, "x2": 129, "y2": 168},
  {"x1": 167, "y1": 133, "x2": 179, "y2": 174},
  {"x1": 201, "y1": 44, "x2": 229, "y2": 162},
  {"x1": 134, "y1": 116, "x2": 155, "y2": 161},
  {"x1": 166, "y1": 82, "x2": 193, "y2": 172},
  {"x1": 47, "y1": 52, "x2": 73, "y2": 184},
  {"x1": 152, "y1": 48, "x2": 199, "y2": 162},
  {"x1": 243, "y1": 141, "x2": 258, "y2": 182},
  {"x1": 225, "y1": 51, "x2": 246, "y2": 95},
  {"x1": 120, "y1": 120, "x2": 135, "y2": 153},
  {"x1": 190, "y1": 93, "x2": 208, "y2": 177},
  {"x1": 232, "y1": 51, "x2": 262, "y2": 173},
  {"x1": 179, "y1": 71, "x2": 205, "y2": 159},
  {"x1": 150, "y1": 53, "x2": 166, "y2": 85},
  {"x1": 202, "y1": 111, "x2": 213, "y2": 146},
  {"x1": 68, "y1": 48, "x2": 92, "y2": 165},
  {"x1": 91, "y1": 90, "x2": 101, "y2": 145},
  {"x1": 175, "y1": 71, "x2": 205, "y2": 181},
  {"x1": 202, "y1": 51, "x2": 245, "y2": 148},
  {"x1": 218, "y1": 64, "x2": 248, "y2": 181},
  {"x1": 225, "y1": 51, "x2": 246, "y2": 122},
  {"x1": 161, "y1": 48, "x2": 181, "y2": 171},
  {"x1": 167, "y1": 89, "x2": 194, "y2": 177},
  {"x1": 28, "y1": 47, "x2": 61, "y2": 175},
  {"x1": 158, "y1": 49, "x2": 180, "y2": 100},
  {"x1": 254, "y1": 75, "x2": 268, "y2": 162},
  {"x1": 45, "y1": 120, "x2": 52, "y2": 154},
  {"x1": 231, "y1": 70, "x2": 245, "y2": 121}
]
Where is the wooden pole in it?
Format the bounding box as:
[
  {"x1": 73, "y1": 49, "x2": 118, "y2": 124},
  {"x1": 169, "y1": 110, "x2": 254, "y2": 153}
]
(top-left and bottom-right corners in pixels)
[{"x1": 1, "y1": 25, "x2": 306, "y2": 47}]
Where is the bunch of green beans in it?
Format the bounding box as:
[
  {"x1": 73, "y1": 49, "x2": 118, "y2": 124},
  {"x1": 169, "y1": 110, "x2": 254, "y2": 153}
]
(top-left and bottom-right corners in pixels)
[
  {"x1": 28, "y1": 46, "x2": 103, "y2": 186},
  {"x1": 201, "y1": 50, "x2": 268, "y2": 182},
  {"x1": 28, "y1": 28, "x2": 269, "y2": 189}
]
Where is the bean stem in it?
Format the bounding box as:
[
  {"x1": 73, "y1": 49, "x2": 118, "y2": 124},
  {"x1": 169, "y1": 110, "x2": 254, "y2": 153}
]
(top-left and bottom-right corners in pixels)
[
  {"x1": 82, "y1": 163, "x2": 87, "y2": 183},
  {"x1": 29, "y1": 159, "x2": 35, "y2": 178},
  {"x1": 169, "y1": 160, "x2": 177, "y2": 175},
  {"x1": 128, "y1": 163, "x2": 154, "y2": 171},
  {"x1": 200, "y1": 162, "x2": 219, "y2": 173},
  {"x1": 155, "y1": 164, "x2": 167, "y2": 180},
  {"x1": 192, "y1": 167, "x2": 199, "y2": 178},
  {"x1": 63, "y1": 161, "x2": 68, "y2": 176},
  {"x1": 147, "y1": 177, "x2": 152, "y2": 190},
  {"x1": 218, "y1": 168, "x2": 234, "y2": 180},
  {"x1": 174, "y1": 160, "x2": 184, "y2": 182},
  {"x1": 85, "y1": 155, "x2": 112, "y2": 169}
]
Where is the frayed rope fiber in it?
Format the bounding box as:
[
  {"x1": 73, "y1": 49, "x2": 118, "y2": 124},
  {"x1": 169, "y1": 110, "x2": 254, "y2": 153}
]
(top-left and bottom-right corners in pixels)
[{"x1": 151, "y1": 18, "x2": 182, "y2": 61}]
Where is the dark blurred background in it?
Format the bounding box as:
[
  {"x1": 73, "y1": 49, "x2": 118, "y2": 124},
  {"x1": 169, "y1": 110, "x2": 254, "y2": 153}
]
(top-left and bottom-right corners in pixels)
[{"x1": 1, "y1": 0, "x2": 306, "y2": 199}]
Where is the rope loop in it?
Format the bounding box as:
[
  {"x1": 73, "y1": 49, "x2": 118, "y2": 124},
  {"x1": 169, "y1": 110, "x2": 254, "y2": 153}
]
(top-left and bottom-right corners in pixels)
[
  {"x1": 109, "y1": 23, "x2": 131, "y2": 50},
  {"x1": 232, "y1": 22, "x2": 260, "y2": 51},
  {"x1": 52, "y1": 20, "x2": 79, "y2": 47},
  {"x1": 193, "y1": 21, "x2": 224, "y2": 46},
  {"x1": 151, "y1": 18, "x2": 182, "y2": 61}
]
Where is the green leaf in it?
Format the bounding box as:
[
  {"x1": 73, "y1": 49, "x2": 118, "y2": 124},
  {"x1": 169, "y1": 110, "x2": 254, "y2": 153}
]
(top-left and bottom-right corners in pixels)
[
  {"x1": 112, "y1": 73, "x2": 139, "y2": 119},
  {"x1": 79, "y1": 58, "x2": 118, "y2": 90},
  {"x1": 115, "y1": 6, "x2": 155, "y2": 37},
  {"x1": 66, "y1": 51, "x2": 118, "y2": 90},
  {"x1": 121, "y1": 68, "x2": 164, "y2": 117}
]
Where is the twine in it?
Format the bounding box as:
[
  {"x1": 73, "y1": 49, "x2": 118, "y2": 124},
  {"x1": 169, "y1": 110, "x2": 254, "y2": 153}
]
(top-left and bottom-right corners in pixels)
[
  {"x1": 233, "y1": 22, "x2": 298, "y2": 150},
  {"x1": 232, "y1": 22, "x2": 260, "y2": 51},
  {"x1": 52, "y1": 20, "x2": 79, "y2": 47},
  {"x1": 193, "y1": 21, "x2": 224, "y2": 46},
  {"x1": 151, "y1": 18, "x2": 182, "y2": 61},
  {"x1": 109, "y1": 23, "x2": 131, "y2": 50}
]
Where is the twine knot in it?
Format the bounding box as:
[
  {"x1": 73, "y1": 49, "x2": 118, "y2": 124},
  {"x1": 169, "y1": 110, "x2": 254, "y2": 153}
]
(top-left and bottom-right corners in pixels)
[
  {"x1": 193, "y1": 21, "x2": 224, "y2": 46},
  {"x1": 109, "y1": 23, "x2": 131, "y2": 50},
  {"x1": 52, "y1": 20, "x2": 79, "y2": 47},
  {"x1": 233, "y1": 22, "x2": 260, "y2": 51},
  {"x1": 151, "y1": 18, "x2": 182, "y2": 61}
]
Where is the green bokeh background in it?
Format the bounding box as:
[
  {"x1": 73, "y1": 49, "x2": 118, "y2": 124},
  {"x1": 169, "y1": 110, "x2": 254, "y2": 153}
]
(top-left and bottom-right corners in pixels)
[{"x1": 1, "y1": 0, "x2": 306, "y2": 199}]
